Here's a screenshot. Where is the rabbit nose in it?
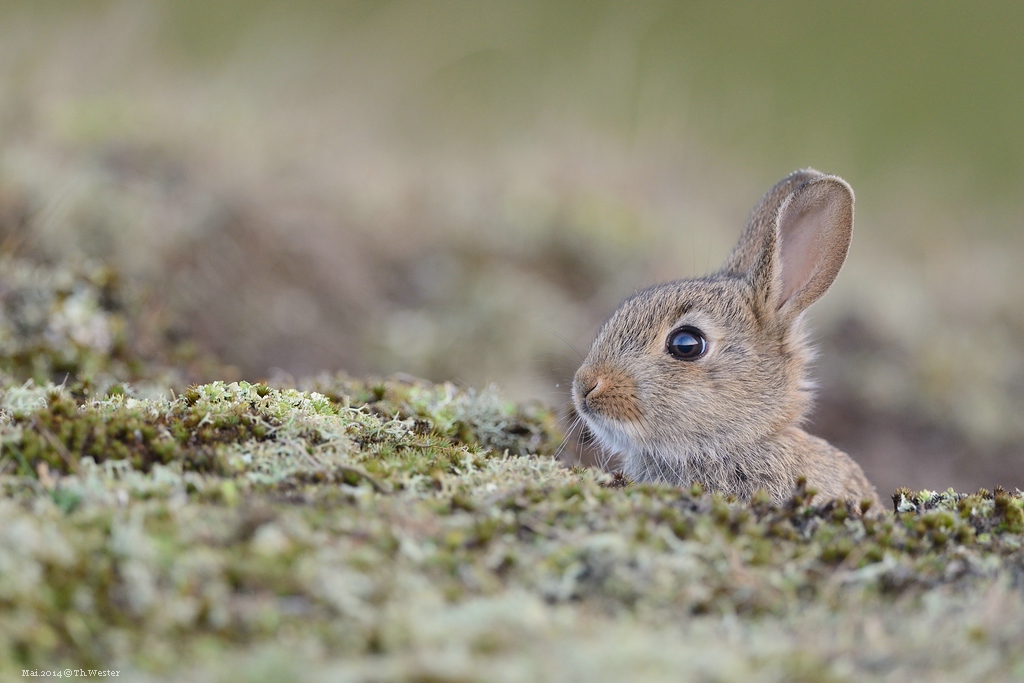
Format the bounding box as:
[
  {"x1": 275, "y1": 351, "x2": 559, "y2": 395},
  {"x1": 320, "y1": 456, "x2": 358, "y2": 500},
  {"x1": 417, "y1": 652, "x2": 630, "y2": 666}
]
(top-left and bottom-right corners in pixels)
[
  {"x1": 574, "y1": 364, "x2": 640, "y2": 422},
  {"x1": 574, "y1": 367, "x2": 600, "y2": 400}
]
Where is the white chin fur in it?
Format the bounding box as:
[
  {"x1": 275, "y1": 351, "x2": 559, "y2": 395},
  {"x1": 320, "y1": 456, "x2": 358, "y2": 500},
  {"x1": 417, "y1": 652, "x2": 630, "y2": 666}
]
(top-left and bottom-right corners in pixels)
[
  {"x1": 580, "y1": 411, "x2": 731, "y2": 486},
  {"x1": 579, "y1": 412, "x2": 643, "y2": 460}
]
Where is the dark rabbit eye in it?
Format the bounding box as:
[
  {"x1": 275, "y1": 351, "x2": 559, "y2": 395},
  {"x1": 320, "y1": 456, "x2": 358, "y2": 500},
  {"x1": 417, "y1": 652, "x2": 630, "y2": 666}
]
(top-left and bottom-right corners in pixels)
[{"x1": 666, "y1": 326, "x2": 707, "y2": 360}]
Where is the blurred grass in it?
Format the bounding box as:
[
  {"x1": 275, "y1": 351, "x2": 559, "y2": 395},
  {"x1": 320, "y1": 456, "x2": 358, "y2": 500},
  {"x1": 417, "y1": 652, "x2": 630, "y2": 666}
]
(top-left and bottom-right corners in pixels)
[
  {"x1": 145, "y1": 0, "x2": 1024, "y2": 202},
  {"x1": 0, "y1": 0, "x2": 1023, "y2": 494},
  {"x1": 7, "y1": 1, "x2": 1024, "y2": 194}
]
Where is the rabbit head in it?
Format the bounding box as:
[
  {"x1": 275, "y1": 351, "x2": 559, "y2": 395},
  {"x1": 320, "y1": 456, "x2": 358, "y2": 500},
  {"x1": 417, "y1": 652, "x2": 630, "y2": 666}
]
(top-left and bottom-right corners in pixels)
[{"x1": 573, "y1": 169, "x2": 854, "y2": 483}]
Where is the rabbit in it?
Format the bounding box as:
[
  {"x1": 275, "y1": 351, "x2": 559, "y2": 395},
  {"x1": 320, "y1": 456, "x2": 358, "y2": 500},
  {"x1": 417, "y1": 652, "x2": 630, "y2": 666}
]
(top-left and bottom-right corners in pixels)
[{"x1": 572, "y1": 169, "x2": 882, "y2": 512}]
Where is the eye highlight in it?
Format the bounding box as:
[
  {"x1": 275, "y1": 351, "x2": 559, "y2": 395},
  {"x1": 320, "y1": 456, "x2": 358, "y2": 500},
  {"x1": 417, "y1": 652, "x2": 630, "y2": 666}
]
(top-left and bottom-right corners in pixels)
[{"x1": 666, "y1": 326, "x2": 707, "y2": 360}]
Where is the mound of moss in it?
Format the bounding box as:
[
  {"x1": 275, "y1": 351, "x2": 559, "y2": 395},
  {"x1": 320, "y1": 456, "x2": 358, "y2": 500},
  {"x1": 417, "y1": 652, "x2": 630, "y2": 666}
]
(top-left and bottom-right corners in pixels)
[
  {"x1": 0, "y1": 251, "x2": 220, "y2": 389},
  {"x1": 0, "y1": 375, "x2": 1022, "y2": 682}
]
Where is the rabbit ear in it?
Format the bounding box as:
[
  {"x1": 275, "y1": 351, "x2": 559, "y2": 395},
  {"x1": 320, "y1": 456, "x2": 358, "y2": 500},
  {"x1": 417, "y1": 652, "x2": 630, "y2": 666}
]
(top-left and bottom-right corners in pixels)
[
  {"x1": 720, "y1": 168, "x2": 825, "y2": 278},
  {"x1": 723, "y1": 170, "x2": 854, "y2": 321},
  {"x1": 771, "y1": 176, "x2": 854, "y2": 318}
]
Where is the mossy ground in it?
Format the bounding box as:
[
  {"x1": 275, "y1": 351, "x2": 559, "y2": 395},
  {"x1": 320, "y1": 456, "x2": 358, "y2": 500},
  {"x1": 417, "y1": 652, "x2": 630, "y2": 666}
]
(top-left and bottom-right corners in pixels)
[{"x1": 1, "y1": 376, "x2": 1022, "y2": 682}]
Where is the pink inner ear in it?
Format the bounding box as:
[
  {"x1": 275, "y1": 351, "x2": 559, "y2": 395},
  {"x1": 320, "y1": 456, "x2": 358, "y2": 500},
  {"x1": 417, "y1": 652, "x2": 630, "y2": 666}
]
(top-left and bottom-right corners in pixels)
[{"x1": 776, "y1": 180, "x2": 853, "y2": 314}]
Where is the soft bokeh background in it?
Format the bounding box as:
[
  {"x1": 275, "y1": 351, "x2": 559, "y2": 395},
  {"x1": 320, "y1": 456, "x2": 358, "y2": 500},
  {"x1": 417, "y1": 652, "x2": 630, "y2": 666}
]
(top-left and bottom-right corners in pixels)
[{"x1": 1, "y1": 0, "x2": 1022, "y2": 495}]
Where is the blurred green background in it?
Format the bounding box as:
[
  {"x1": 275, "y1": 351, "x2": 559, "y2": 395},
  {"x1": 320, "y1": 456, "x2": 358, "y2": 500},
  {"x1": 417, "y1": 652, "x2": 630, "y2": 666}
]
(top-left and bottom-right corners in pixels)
[{"x1": 1, "y1": 0, "x2": 1022, "y2": 495}]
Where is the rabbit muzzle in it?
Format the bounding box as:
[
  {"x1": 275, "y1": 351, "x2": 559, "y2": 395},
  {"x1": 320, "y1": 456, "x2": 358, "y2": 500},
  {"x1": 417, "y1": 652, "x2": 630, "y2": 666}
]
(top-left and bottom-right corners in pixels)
[{"x1": 572, "y1": 363, "x2": 643, "y2": 425}]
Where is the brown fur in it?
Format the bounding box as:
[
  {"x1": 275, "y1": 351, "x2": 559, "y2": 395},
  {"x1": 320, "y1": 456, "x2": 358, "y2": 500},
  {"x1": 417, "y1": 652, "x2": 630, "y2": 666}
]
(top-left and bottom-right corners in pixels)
[{"x1": 573, "y1": 169, "x2": 882, "y2": 512}]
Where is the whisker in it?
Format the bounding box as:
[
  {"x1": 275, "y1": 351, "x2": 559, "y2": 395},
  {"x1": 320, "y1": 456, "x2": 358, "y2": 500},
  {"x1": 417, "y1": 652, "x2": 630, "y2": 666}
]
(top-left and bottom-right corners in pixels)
[
  {"x1": 594, "y1": 440, "x2": 607, "y2": 470},
  {"x1": 534, "y1": 351, "x2": 584, "y2": 366},
  {"x1": 575, "y1": 419, "x2": 588, "y2": 460},
  {"x1": 552, "y1": 430, "x2": 571, "y2": 461},
  {"x1": 553, "y1": 414, "x2": 583, "y2": 461},
  {"x1": 543, "y1": 329, "x2": 586, "y2": 362},
  {"x1": 600, "y1": 441, "x2": 615, "y2": 473}
]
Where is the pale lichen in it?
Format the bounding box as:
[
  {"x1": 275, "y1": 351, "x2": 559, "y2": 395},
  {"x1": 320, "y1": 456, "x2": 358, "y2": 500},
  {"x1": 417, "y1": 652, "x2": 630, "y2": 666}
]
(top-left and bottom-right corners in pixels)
[{"x1": 0, "y1": 375, "x2": 1021, "y2": 681}]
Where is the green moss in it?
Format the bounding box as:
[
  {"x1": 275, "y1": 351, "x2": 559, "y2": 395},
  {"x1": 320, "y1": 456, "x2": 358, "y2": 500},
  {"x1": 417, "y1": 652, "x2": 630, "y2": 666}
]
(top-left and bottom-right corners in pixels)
[
  {"x1": 305, "y1": 374, "x2": 559, "y2": 457},
  {"x1": 0, "y1": 375, "x2": 1022, "y2": 680}
]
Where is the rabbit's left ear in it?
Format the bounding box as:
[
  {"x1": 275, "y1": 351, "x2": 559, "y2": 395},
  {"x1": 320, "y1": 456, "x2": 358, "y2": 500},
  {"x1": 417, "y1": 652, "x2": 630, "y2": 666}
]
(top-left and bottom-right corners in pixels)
[
  {"x1": 773, "y1": 176, "x2": 854, "y2": 318},
  {"x1": 747, "y1": 176, "x2": 854, "y2": 320}
]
